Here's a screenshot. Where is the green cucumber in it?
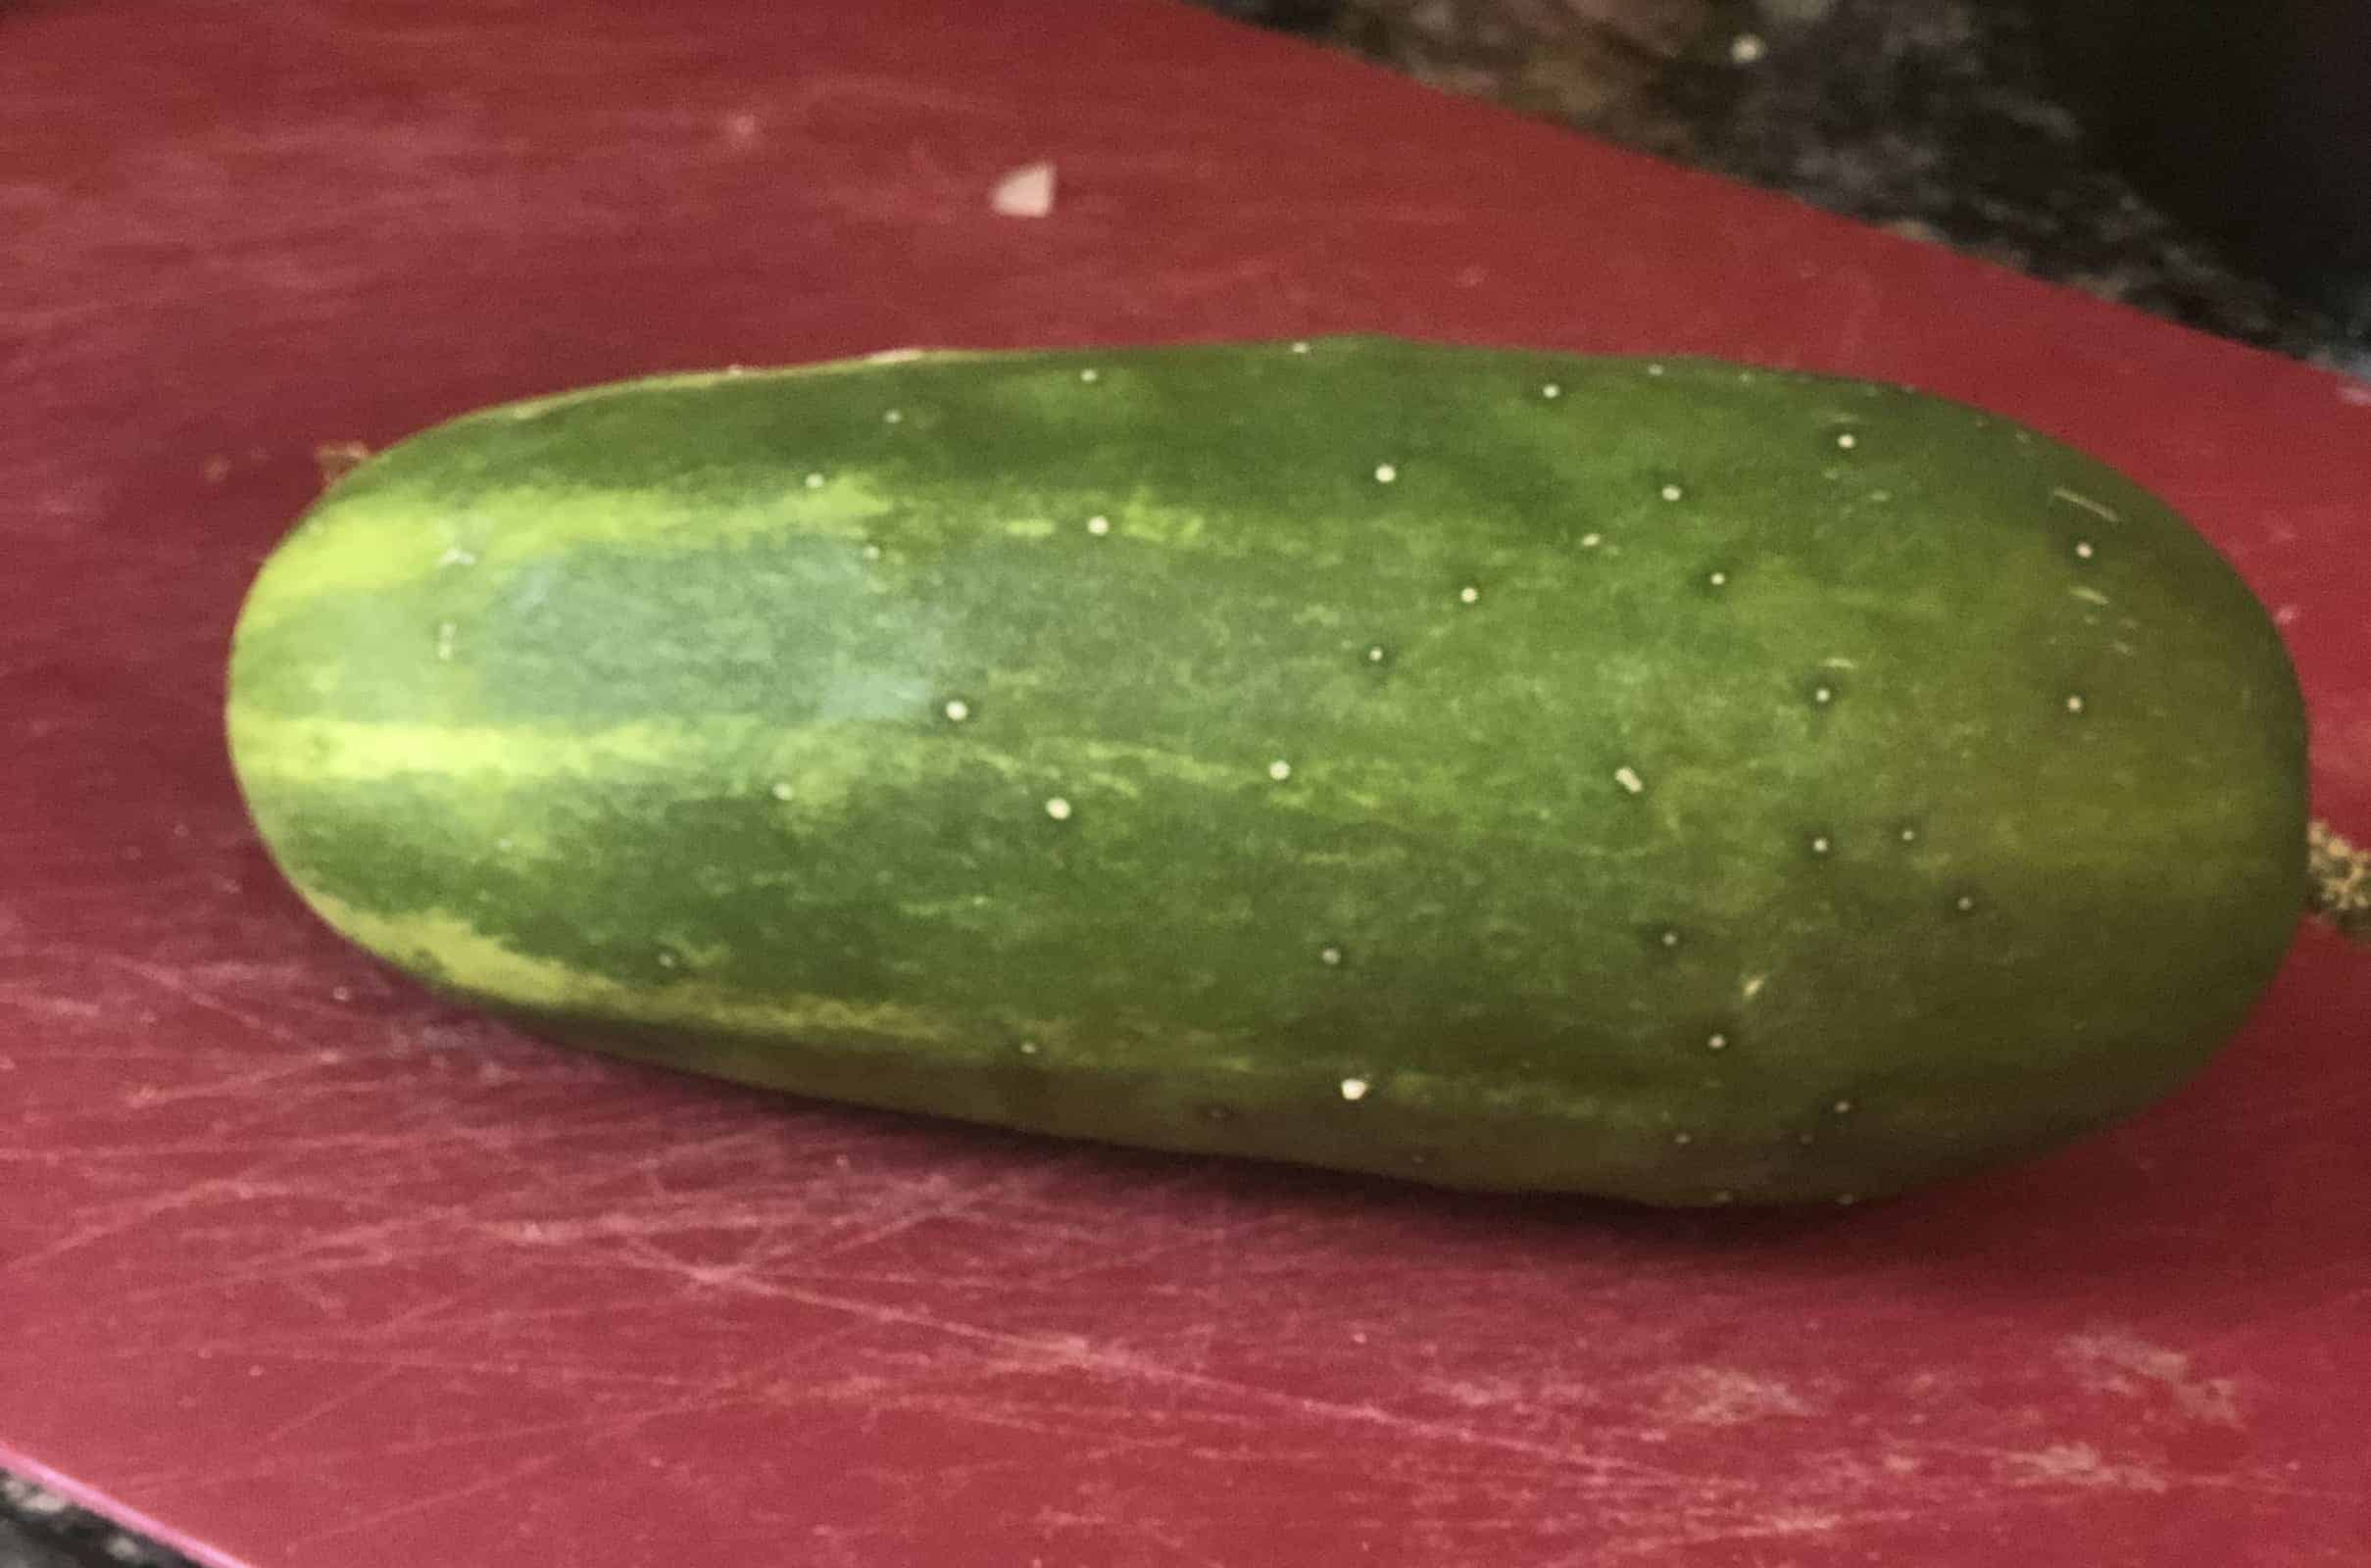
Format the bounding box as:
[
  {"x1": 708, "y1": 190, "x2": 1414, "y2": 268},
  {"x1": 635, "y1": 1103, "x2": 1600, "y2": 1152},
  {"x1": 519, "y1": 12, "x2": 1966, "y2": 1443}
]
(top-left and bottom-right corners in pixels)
[{"x1": 226, "y1": 336, "x2": 2310, "y2": 1205}]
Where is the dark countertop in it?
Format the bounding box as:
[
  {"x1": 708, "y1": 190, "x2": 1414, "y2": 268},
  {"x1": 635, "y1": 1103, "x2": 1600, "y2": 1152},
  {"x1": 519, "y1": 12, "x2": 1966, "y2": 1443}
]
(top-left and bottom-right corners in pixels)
[
  {"x1": 1, "y1": 1475, "x2": 178, "y2": 1568},
  {"x1": 1215, "y1": 0, "x2": 2370, "y2": 376},
  {"x1": 2, "y1": 1, "x2": 2357, "y2": 1563}
]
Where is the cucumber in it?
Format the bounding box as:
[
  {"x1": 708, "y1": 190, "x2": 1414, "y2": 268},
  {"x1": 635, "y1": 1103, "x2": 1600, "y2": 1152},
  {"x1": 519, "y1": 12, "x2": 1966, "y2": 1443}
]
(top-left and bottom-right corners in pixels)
[{"x1": 225, "y1": 336, "x2": 2310, "y2": 1205}]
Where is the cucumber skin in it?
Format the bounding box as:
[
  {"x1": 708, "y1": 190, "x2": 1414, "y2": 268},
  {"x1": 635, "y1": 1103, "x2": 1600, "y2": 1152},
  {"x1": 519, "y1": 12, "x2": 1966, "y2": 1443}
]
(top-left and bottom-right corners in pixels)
[{"x1": 225, "y1": 337, "x2": 2309, "y2": 1205}]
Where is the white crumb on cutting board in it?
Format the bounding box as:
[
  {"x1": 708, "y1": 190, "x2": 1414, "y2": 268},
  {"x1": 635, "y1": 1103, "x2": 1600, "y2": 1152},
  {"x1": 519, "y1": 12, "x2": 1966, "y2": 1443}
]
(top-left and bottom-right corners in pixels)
[{"x1": 991, "y1": 162, "x2": 1057, "y2": 218}]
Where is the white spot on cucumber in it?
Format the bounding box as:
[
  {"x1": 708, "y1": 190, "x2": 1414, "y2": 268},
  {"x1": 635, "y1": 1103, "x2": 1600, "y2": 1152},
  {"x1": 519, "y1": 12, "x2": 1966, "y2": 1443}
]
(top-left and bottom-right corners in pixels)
[
  {"x1": 1290, "y1": 340, "x2": 1311, "y2": 355},
  {"x1": 771, "y1": 781, "x2": 796, "y2": 801},
  {"x1": 1659, "y1": 927, "x2": 1682, "y2": 948},
  {"x1": 1614, "y1": 765, "x2": 1646, "y2": 795},
  {"x1": 1267, "y1": 760, "x2": 1294, "y2": 782},
  {"x1": 434, "y1": 621, "x2": 456, "y2": 661},
  {"x1": 1954, "y1": 893, "x2": 1978, "y2": 912},
  {"x1": 1458, "y1": 584, "x2": 1481, "y2": 605},
  {"x1": 1339, "y1": 1076, "x2": 1371, "y2": 1101},
  {"x1": 1835, "y1": 431, "x2": 1858, "y2": 450},
  {"x1": 1374, "y1": 463, "x2": 1399, "y2": 484},
  {"x1": 861, "y1": 543, "x2": 883, "y2": 561},
  {"x1": 1078, "y1": 368, "x2": 1101, "y2": 383},
  {"x1": 1364, "y1": 644, "x2": 1389, "y2": 664},
  {"x1": 1647, "y1": 363, "x2": 1667, "y2": 376},
  {"x1": 1318, "y1": 944, "x2": 1345, "y2": 967},
  {"x1": 883, "y1": 409, "x2": 905, "y2": 424},
  {"x1": 1809, "y1": 834, "x2": 1832, "y2": 857},
  {"x1": 2074, "y1": 540, "x2": 2096, "y2": 560},
  {"x1": 804, "y1": 472, "x2": 826, "y2": 489},
  {"x1": 1706, "y1": 569, "x2": 1729, "y2": 588},
  {"x1": 943, "y1": 699, "x2": 971, "y2": 723},
  {"x1": 2071, "y1": 587, "x2": 2111, "y2": 606},
  {"x1": 1017, "y1": 1039, "x2": 1041, "y2": 1056},
  {"x1": 657, "y1": 952, "x2": 679, "y2": 969},
  {"x1": 1672, "y1": 1131, "x2": 1695, "y2": 1146},
  {"x1": 1086, "y1": 514, "x2": 1111, "y2": 536},
  {"x1": 2065, "y1": 694, "x2": 2087, "y2": 713},
  {"x1": 1706, "y1": 1031, "x2": 1731, "y2": 1051},
  {"x1": 1832, "y1": 1099, "x2": 1854, "y2": 1114},
  {"x1": 1659, "y1": 483, "x2": 1685, "y2": 503},
  {"x1": 1812, "y1": 684, "x2": 1835, "y2": 705},
  {"x1": 1043, "y1": 796, "x2": 1074, "y2": 821},
  {"x1": 1898, "y1": 825, "x2": 1918, "y2": 843},
  {"x1": 1581, "y1": 533, "x2": 1603, "y2": 548},
  {"x1": 437, "y1": 546, "x2": 477, "y2": 567},
  {"x1": 1541, "y1": 382, "x2": 1562, "y2": 399}
]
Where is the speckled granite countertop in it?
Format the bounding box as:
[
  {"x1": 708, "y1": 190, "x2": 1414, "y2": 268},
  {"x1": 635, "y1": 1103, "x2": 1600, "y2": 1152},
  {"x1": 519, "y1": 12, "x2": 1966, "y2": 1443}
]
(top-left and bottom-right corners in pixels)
[
  {"x1": 1213, "y1": 0, "x2": 2370, "y2": 376},
  {"x1": 2, "y1": 1, "x2": 2357, "y2": 1563},
  {"x1": 1, "y1": 1475, "x2": 179, "y2": 1568}
]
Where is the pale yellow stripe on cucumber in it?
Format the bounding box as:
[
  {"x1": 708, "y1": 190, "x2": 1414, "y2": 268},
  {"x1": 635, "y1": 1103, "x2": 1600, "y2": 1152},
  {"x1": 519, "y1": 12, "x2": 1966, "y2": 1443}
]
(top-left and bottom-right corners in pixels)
[
  {"x1": 304, "y1": 893, "x2": 972, "y2": 1046},
  {"x1": 298, "y1": 892, "x2": 1269, "y2": 1080},
  {"x1": 229, "y1": 712, "x2": 764, "y2": 781},
  {"x1": 297, "y1": 896, "x2": 1750, "y2": 1146},
  {"x1": 243, "y1": 458, "x2": 1470, "y2": 647},
  {"x1": 227, "y1": 712, "x2": 909, "y2": 819},
  {"x1": 230, "y1": 710, "x2": 1274, "y2": 790},
  {"x1": 225, "y1": 710, "x2": 1687, "y2": 889},
  {"x1": 228, "y1": 712, "x2": 1432, "y2": 841},
  {"x1": 235, "y1": 475, "x2": 899, "y2": 631}
]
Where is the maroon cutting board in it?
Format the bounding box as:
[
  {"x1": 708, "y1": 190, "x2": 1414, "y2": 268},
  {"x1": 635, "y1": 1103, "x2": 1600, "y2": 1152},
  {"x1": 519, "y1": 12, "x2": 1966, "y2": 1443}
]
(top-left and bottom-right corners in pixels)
[{"x1": 5, "y1": 2, "x2": 2368, "y2": 1564}]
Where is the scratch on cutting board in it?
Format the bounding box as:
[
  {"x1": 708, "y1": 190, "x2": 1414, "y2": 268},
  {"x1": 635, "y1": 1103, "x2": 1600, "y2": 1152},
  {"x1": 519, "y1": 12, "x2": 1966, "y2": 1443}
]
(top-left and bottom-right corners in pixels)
[
  {"x1": 618, "y1": 1268, "x2": 1706, "y2": 1489},
  {"x1": 278, "y1": 1450, "x2": 567, "y2": 1550},
  {"x1": 1580, "y1": 1506, "x2": 1881, "y2": 1564},
  {"x1": 1998, "y1": 1443, "x2": 2171, "y2": 1493},
  {"x1": 1652, "y1": 1366, "x2": 1818, "y2": 1427},
  {"x1": 2059, "y1": 1326, "x2": 2245, "y2": 1426}
]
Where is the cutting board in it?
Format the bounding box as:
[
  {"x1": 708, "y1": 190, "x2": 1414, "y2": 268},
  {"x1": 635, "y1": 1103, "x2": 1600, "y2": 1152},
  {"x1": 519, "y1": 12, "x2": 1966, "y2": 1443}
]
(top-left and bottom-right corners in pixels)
[{"x1": 4, "y1": 2, "x2": 2367, "y2": 1564}]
